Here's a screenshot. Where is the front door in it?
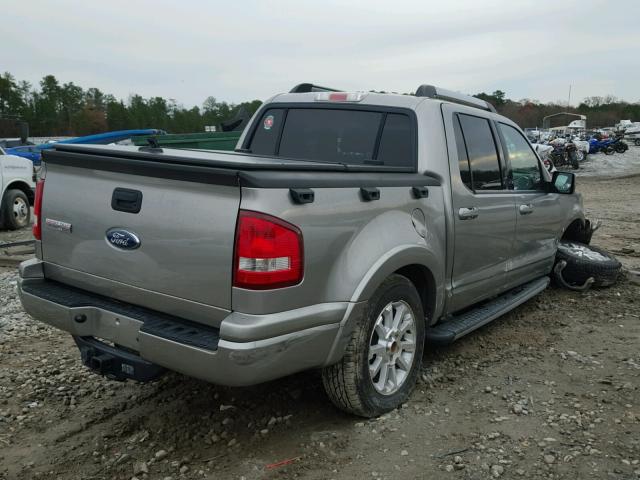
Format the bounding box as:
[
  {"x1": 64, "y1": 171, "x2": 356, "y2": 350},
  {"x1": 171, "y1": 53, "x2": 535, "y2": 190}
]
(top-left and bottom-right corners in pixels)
[
  {"x1": 443, "y1": 106, "x2": 517, "y2": 313},
  {"x1": 496, "y1": 122, "x2": 564, "y2": 285}
]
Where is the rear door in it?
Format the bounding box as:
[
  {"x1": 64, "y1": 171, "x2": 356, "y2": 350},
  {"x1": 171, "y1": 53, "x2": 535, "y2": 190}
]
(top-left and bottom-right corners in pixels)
[
  {"x1": 41, "y1": 162, "x2": 240, "y2": 312},
  {"x1": 443, "y1": 106, "x2": 516, "y2": 312},
  {"x1": 496, "y1": 122, "x2": 563, "y2": 283}
]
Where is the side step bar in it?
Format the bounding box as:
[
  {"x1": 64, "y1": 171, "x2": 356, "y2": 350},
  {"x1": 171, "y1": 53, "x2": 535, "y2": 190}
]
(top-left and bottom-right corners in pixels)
[{"x1": 427, "y1": 276, "x2": 550, "y2": 345}]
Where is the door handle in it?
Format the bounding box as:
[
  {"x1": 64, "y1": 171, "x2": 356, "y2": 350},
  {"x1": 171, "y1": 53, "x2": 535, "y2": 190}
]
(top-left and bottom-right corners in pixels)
[
  {"x1": 519, "y1": 204, "x2": 534, "y2": 215},
  {"x1": 458, "y1": 207, "x2": 479, "y2": 220}
]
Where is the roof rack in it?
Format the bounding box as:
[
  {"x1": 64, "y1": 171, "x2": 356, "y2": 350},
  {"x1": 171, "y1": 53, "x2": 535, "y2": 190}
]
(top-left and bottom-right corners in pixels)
[
  {"x1": 415, "y1": 85, "x2": 497, "y2": 113},
  {"x1": 290, "y1": 83, "x2": 342, "y2": 93}
]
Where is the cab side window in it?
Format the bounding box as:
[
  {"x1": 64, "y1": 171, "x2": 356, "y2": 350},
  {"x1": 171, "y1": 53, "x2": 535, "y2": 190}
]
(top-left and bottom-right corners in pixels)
[
  {"x1": 457, "y1": 114, "x2": 503, "y2": 191},
  {"x1": 453, "y1": 114, "x2": 472, "y2": 190},
  {"x1": 498, "y1": 123, "x2": 542, "y2": 191}
]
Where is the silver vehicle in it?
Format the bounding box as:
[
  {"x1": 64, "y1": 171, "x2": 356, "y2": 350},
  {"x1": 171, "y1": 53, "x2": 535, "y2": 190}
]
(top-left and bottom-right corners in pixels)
[{"x1": 18, "y1": 84, "x2": 590, "y2": 417}]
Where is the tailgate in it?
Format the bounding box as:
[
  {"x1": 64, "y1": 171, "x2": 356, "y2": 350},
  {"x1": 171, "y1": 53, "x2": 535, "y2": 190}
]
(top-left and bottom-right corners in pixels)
[{"x1": 40, "y1": 160, "x2": 239, "y2": 313}]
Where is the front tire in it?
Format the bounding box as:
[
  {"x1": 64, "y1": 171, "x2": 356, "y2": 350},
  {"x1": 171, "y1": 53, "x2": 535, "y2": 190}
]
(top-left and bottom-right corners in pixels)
[
  {"x1": 322, "y1": 274, "x2": 425, "y2": 417},
  {"x1": 1, "y1": 189, "x2": 31, "y2": 230}
]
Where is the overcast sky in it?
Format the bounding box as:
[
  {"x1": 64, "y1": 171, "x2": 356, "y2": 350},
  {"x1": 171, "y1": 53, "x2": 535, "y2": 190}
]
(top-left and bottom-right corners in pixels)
[{"x1": 3, "y1": 0, "x2": 639, "y2": 108}]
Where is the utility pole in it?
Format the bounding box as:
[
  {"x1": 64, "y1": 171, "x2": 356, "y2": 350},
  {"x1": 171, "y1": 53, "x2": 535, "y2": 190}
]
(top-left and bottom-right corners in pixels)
[{"x1": 567, "y1": 84, "x2": 572, "y2": 107}]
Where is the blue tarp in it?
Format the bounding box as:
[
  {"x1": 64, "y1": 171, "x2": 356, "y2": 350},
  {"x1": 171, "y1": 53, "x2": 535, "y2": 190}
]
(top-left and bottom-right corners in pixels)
[{"x1": 6, "y1": 129, "x2": 165, "y2": 165}]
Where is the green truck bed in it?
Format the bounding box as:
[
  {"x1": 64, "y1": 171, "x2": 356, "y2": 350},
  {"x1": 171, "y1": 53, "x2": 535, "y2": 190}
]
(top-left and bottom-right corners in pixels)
[{"x1": 132, "y1": 131, "x2": 241, "y2": 151}]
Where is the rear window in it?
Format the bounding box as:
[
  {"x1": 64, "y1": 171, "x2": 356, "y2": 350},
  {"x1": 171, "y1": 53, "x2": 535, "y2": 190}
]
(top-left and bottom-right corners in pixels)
[
  {"x1": 377, "y1": 114, "x2": 413, "y2": 167},
  {"x1": 249, "y1": 108, "x2": 285, "y2": 156},
  {"x1": 248, "y1": 107, "x2": 414, "y2": 168}
]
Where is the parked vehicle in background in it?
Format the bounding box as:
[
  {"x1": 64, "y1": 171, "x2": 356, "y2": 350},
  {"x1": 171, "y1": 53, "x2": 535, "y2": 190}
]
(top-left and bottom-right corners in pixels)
[
  {"x1": 589, "y1": 137, "x2": 615, "y2": 155},
  {"x1": 131, "y1": 131, "x2": 241, "y2": 151},
  {"x1": 610, "y1": 135, "x2": 629, "y2": 153},
  {"x1": 533, "y1": 143, "x2": 556, "y2": 173},
  {"x1": 0, "y1": 146, "x2": 35, "y2": 230},
  {"x1": 6, "y1": 129, "x2": 166, "y2": 166},
  {"x1": 0, "y1": 138, "x2": 33, "y2": 149},
  {"x1": 563, "y1": 141, "x2": 580, "y2": 169},
  {"x1": 18, "y1": 84, "x2": 591, "y2": 417},
  {"x1": 549, "y1": 141, "x2": 579, "y2": 169},
  {"x1": 571, "y1": 137, "x2": 589, "y2": 161}
]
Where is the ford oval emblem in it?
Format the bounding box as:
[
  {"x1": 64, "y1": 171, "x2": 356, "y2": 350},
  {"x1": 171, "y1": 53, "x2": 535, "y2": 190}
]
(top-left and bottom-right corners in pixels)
[{"x1": 106, "y1": 229, "x2": 141, "y2": 250}]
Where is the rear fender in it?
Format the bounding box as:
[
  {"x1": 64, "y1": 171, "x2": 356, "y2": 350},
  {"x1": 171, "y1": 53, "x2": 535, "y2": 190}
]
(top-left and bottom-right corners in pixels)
[{"x1": 350, "y1": 245, "x2": 445, "y2": 323}]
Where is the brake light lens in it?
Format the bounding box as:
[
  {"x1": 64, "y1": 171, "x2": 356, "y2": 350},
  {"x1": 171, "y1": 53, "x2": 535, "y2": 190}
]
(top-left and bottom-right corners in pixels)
[
  {"x1": 315, "y1": 92, "x2": 366, "y2": 102},
  {"x1": 233, "y1": 210, "x2": 303, "y2": 290},
  {"x1": 32, "y1": 179, "x2": 45, "y2": 240}
]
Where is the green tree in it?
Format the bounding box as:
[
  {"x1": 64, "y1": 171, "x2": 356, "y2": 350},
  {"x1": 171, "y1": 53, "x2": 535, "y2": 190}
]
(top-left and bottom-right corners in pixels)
[{"x1": 0, "y1": 72, "x2": 26, "y2": 116}]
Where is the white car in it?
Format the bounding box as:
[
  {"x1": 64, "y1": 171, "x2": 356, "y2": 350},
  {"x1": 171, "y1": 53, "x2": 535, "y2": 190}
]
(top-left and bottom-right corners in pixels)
[{"x1": 0, "y1": 146, "x2": 35, "y2": 230}]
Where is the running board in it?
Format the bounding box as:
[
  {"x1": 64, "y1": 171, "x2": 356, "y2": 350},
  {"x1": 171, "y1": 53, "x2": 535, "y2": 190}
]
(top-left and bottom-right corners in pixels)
[{"x1": 427, "y1": 276, "x2": 550, "y2": 345}]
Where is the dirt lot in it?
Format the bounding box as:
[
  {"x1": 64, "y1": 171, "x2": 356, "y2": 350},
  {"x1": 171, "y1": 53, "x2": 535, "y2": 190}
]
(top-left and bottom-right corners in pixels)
[{"x1": 1, "y1": 150, "x2": 639, "y2": 480}]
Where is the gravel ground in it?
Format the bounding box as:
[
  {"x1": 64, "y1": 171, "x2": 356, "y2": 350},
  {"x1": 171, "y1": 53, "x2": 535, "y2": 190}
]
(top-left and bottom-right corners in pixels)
[{"x1": 0, "y1": 150, "x2": 639, "y2": 480}]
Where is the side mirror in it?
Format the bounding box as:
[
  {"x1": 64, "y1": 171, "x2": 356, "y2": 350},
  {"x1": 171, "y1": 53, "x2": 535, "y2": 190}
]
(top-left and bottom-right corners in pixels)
[{"x1": 552, "y1": 171, "x2": 575, "y2": 194}]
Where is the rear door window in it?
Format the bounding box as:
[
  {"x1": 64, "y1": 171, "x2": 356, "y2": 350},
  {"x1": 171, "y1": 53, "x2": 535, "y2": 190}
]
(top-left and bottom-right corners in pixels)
[
  {"x1": 249, "y1": 107, "x2": 414, "y2": 168},
  {"x1": 458, "y1": 114, "x2": 503, "y2": 191},
  {"x1": 452, "y1": 114, "x2": 472, "y2": 190}
]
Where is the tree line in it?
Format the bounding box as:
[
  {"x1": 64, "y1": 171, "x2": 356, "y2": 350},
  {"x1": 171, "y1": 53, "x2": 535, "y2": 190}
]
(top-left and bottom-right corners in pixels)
[
  {"x1": 475, "y1": 90, "x2": 640, "y2": 129},
  {"x1": 0, "y1": 72, "x2": 262, "y2": 137},
  {"x1": 1, "y1": 71, "x2": 638, "y2": 138}
]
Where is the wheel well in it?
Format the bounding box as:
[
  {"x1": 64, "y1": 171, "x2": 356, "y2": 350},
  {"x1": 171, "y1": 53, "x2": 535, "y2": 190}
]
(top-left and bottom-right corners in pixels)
[
  {"x1": 395, "y1": 264, "x2": 436, "y2": 322},
  {"x1": 562, "y1": 218, "x2": 588, "y2": 243},
  {"x1": 4, "y1": 181, "x2": 34, "y2": 205}
]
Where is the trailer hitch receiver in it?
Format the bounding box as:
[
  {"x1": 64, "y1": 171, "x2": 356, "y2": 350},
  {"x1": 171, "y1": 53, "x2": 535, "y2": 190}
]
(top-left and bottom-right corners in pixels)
[{"x1": 74, "y1": 336, "x2": 165, "y2": 382}]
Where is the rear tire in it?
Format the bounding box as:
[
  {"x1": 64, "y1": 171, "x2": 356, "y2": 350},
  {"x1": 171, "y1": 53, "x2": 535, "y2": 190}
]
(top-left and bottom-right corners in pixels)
[
  {"x1": 322, "y1": 274, "x2": 425, "y2": 417},
  {"x1": 634, "y1": 139, "x2": 640, "y2": 147},
  {"x1": 1, "y1": 189, "x2": 30, "y2": 230},
  {"x1": 556, "y1": 241, "x2": 621, "y2": 288}
]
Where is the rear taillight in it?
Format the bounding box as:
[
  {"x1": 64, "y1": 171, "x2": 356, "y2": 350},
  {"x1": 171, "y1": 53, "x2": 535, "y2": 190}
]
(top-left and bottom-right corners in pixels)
[
  {"x1": 32, "y1": 179, "x2": 45, "y2": 240},
  {"x1": 233, "y1": 210, "x2": 303, "y2": 290}
]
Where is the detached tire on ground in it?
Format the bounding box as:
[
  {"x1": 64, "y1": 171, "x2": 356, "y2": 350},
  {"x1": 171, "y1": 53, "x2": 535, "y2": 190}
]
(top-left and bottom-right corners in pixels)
[
  {"x1": 556, "y1": 241, "x2": 621, "y2": 288},
  {"x1": 322, "y1": 274, "x2": 425, "y2": 417},
  {"x1": 1, "y1": 189, "x2": 31, "y2": 230}
]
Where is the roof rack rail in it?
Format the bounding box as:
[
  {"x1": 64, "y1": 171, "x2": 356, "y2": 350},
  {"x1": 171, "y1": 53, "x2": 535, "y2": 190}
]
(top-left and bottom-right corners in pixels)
[
  {"x1": 415, "y1": 85, "x2": 497, "y2": 113},
  {"x1": 290, "y1": 83, "x2": 342, "y2": 93}
]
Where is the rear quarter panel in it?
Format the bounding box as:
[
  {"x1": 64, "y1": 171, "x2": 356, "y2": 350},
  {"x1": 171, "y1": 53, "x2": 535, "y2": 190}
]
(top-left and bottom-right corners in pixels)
[{"x1": 235, "y1": 185, "x2": 447, "y2": 316}]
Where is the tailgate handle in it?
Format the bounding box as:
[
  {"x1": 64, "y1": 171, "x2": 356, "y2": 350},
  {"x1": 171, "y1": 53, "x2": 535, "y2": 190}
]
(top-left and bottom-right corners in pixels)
[
  {"x1": 111, "y1": 188, "x2": 143, "y2": 214},
  {"x1": 360, "y1": 187, "x2": 380, "y2": 202}
]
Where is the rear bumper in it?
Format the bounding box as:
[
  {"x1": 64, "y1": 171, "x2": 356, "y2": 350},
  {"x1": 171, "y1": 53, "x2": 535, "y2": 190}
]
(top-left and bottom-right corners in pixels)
[{"x1": 18, "y1": 260, "x2": 363, "y2": 386}]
